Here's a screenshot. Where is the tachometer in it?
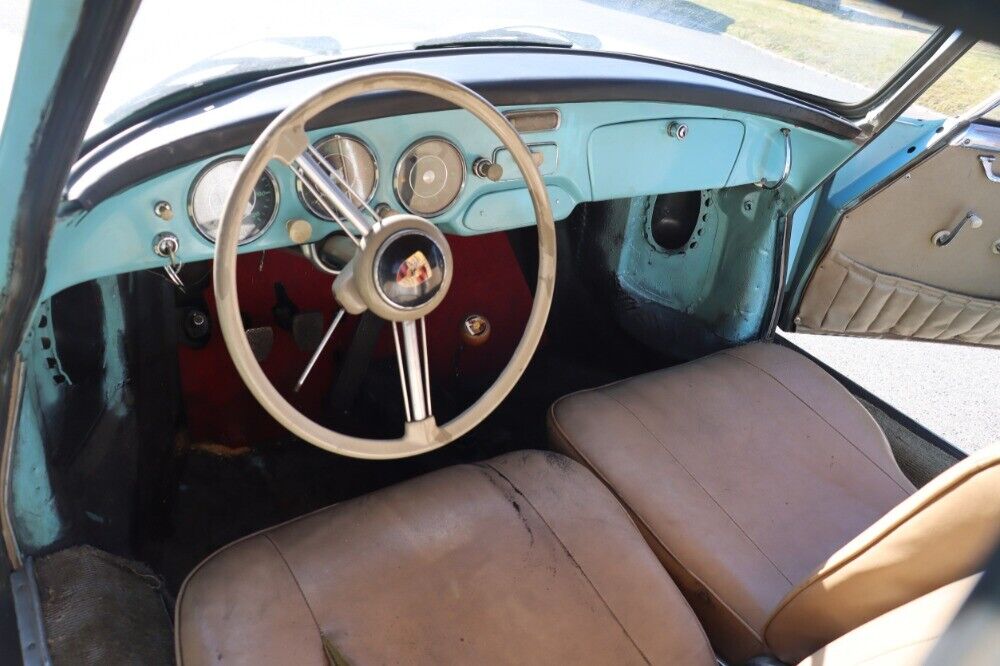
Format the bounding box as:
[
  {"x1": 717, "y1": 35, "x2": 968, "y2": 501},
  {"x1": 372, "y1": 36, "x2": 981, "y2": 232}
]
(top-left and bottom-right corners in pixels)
[
  {"x1": 296, "y1": 134, "x2": 378, "y2": 220},
  {"x1": 393, "y1": 137, "x2": 465, "y2": 217},
  {"x1": 188, "y1": 157, "x2": 279, "y2": 244}
]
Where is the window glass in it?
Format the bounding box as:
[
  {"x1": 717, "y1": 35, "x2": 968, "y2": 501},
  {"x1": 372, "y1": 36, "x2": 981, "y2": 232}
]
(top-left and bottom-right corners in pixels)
[
  {"x1": 90, "y1": 0, "x2": 938, "y2": 137},
  {"x1": 909, "y1": 40, "x2": 1000, "y2": 119},
  {"x1": 0, "y1": 0, "x2": 29, "y2": 135}
]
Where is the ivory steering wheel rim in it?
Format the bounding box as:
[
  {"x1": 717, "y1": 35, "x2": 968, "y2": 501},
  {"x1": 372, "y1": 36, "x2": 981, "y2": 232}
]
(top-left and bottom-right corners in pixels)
[{"x1": 213, "y1": 71, "x2": 556, "y2": 460}]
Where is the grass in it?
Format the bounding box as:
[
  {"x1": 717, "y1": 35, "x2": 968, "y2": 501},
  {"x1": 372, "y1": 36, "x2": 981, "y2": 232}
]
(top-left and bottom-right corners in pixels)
[{"x1": 690, "y1": 0, "x2": 999, "y2": 117}]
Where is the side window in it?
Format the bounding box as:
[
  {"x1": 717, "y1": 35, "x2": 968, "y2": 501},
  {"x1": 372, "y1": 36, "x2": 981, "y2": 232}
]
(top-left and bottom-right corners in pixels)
[{"x1": 907, "y1": 40, "x2": 1000, "y2": 119}]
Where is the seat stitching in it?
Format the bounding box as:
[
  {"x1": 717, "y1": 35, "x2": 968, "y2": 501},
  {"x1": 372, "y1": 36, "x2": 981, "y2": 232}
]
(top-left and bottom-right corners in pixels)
[
  {"x1": 479, "y1": 461, "x2": 653, "y2": 665},
  {"x1": 549, "y1": 403, "x2": 764, "y2": 645},
  {"x1": 720, "y1": 351, "x2": 910, "y2": 495},
  {"x1": 262, "y1": 534, "x2": 326, "y2": 645},
  {"x1": 599, "y1": 393, "x2": 795, "y2": 588}
]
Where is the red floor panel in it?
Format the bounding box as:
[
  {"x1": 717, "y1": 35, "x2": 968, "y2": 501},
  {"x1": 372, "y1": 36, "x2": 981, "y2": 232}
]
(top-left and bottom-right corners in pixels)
[{"x1": 178, "y1": 232, "x2": 534, "y2": 446}]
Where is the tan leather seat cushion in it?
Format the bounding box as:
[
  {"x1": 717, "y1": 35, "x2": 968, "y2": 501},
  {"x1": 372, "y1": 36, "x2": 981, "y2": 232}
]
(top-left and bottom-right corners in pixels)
[
  {"x1": 176, "y1": 451, "x2": 715, "y2": 665},
  {"x1": 549, "y1": 342, "x2": 915, "y2": 659}
]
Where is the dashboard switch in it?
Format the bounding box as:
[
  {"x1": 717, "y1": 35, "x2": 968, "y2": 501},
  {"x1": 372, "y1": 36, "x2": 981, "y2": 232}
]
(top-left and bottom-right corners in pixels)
[{"x1": 473, "y1": 158, "x2": 504, "y2": 182}]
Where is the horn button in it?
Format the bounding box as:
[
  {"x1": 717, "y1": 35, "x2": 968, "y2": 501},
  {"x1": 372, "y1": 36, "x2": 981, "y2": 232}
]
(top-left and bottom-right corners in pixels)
[
  {"x1": 374, "y1": 230, "x2": 446, "y2": 309},
  {"x1": 333, "y1": 214, "x2": 453, "y2": 321}
]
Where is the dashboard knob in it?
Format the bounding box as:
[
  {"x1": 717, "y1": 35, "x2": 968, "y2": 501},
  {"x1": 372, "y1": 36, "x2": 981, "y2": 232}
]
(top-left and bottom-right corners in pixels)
[
  {"x1": 286, "y1": 218, "x2": 313, "y2": 244},
  {"x1": 473, "y1": 158, "x2": 503, "y2": 182}
]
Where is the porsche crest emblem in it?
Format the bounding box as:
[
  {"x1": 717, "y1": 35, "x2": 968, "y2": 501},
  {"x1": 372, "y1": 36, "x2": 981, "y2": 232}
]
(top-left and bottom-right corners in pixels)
[{"x1": 396, "y1": 251, "x2": 432, "y2": 288}]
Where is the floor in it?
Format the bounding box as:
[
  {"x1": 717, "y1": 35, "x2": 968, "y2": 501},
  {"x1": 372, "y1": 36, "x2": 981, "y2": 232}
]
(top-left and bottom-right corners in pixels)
[{"x1": 782, "y1": 332, "x2": 1000, "y2": 454}]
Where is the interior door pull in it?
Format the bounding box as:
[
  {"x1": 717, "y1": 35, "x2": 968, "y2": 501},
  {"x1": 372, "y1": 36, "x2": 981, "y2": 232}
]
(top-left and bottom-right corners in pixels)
[{"x1": 979, "y1": 155, "x2": 1000, "y2": 183}]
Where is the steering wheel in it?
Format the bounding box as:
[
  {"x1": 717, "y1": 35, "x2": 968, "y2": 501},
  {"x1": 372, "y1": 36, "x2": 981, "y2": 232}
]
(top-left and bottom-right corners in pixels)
[{"x1": 213, "y1": 72, "x2": 555, "y2": 459}]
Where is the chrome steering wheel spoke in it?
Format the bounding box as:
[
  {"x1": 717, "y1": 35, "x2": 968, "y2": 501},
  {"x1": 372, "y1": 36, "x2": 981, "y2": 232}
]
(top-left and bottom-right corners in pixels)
[
  {"x1": 292, "y1": 146, "x2": 379, "y2": 241},
  {"x1": 294, "y1": 308, "x2": 346, "y2": 392},
  {"x1": 392, "y1": 318, "x2": 432, "y2": 422}
]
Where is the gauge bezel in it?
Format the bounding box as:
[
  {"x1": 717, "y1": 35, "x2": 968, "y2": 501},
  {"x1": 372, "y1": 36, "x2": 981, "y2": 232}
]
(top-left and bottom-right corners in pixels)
[
  {"x1": 392, "y1": 136, "x2": 466, "y2": 218},
  {"x1": 295, "y1": 133, "x2": 379, "y2": 221},
  {"x1": 188, "y1": 155, "x2": 280, "y2": 245}
]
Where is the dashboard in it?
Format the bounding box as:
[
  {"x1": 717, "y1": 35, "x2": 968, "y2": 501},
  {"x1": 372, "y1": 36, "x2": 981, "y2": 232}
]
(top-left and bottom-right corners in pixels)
[{"x1": 44, "y1": 48, "x2": 858, "y2": 301}]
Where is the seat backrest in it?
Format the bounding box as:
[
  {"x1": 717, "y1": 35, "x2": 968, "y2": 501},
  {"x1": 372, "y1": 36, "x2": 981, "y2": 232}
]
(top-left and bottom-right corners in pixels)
[
  {"x1": 796, "y1": 574, "x2": 980, "y2": 666},
  {"x1": 764, "y1": 446, "x2": 1000, "y2": 663}
]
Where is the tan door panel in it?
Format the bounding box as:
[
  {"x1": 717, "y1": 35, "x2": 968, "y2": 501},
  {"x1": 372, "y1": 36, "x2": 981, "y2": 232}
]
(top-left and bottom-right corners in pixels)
[{"x1": 796, "y1": 125, "x2": 1000, "y2": 346}]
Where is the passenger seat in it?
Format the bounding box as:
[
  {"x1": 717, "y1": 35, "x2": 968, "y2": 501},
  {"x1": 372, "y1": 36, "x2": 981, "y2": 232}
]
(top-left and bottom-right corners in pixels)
[{"x1": 548, "y1": 342, "x2": 1000, "y2": 663}]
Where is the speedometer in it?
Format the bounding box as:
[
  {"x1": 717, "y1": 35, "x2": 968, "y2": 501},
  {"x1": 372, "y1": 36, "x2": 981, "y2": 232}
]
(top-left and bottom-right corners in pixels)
[
  {"x1": 188, "y1": 157, "x2": 279, "y2": 244},
  {"x1": 296, "y1": 134, "x2": 378, "y2": 220},
  {"x1": 393, "y1": 137, "x2": 465, "y2": 217}
]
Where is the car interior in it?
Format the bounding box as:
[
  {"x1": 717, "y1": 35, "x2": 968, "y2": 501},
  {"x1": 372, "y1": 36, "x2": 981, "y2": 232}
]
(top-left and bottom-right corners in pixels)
[{"x1": 1, "y1": 1, "x2": 998, "y2": 664}]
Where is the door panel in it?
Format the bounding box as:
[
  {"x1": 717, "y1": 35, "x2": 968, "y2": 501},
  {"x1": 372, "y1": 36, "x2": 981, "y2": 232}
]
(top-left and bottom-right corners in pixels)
[{"x1": 794, "y1": 123, "x2": 1000, "y2": 347}]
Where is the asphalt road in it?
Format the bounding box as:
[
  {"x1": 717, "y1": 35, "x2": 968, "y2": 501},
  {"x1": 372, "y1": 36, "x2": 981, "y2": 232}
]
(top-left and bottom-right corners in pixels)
[{"x1": 784, "y1": 333, "x2": 999, "y2": 454}]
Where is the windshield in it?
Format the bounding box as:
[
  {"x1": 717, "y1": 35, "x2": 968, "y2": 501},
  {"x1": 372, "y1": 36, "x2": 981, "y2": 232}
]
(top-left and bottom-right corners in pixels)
[{"x1": 91, "y1": 0, "x2": 949, "y2": 137}]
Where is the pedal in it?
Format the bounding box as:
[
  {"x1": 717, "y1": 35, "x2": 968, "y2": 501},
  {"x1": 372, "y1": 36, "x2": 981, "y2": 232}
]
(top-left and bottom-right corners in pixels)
[
  {"x1": 245, "y1": 326, "x2": 274, "y2": 362},
  {"x1": 292, "y1": 311, "x2": 325, "y2": 353}
]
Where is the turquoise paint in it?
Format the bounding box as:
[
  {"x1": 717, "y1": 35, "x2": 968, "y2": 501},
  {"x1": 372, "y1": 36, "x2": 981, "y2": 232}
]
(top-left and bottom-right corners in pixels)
[
  {"x1": 47, "y1": 100, "x2": 854, "y2": 300},
  {"x1": 0, "y1": 0, "x2": 83, "y2": 297},
  {"x1": 12, "y1": 302, "x2": 62, "y2": 550},
  {"x1": 12, "y1": 273, "x2": 130, "y2": 553},
  {"x1": 786, "y1": 190, "x2": 818, "y2": 280},
  {"x1": 0, "y1": 0, "x2": 90, "y2": 555},
  {"x1": 614, "y1": 183, "x2": 783, "y2": 344},
  {"x1": 588, "y1": 118, "x2": 744, "y2": 199},
  {"x1": 618, "y1": 192, "x2": 724, "y2": 311},
  {"x1": 463, "y1": 185, "x2": 576, "y2": 232}
]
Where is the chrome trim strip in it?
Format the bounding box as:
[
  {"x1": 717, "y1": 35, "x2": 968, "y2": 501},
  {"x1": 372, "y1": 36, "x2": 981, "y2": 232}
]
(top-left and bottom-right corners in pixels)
[
  {"x1": 1, "y1": 354, "x2": 24, "y2": 570},
  {"x1": 857, "y1": 30, "x2": 976, "y2": 141},
  {"x1": 951, "y1": 123, "x2": 1000, "y2": 153}
]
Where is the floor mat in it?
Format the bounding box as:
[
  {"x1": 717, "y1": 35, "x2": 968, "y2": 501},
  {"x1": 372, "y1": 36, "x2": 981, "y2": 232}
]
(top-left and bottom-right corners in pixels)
[
  {"x1": 34, "y1": 545, "x2": 173, "y2": 665},
  {"x1": 147, "y1": 341, "x2": 662, "y2": 593}
]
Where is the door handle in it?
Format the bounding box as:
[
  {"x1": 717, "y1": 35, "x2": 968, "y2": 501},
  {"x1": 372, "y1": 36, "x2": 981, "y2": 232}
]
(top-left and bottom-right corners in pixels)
[{"x1": 979, "y1": 155, "x2": 1000, "y2": 183}]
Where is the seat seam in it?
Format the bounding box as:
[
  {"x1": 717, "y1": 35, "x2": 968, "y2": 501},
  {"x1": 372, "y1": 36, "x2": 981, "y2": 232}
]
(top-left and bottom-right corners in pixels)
[
  {"x1": 480, "y1": 461, "x2": 653, "y2": 665},
  {"x1": 599, "y1": 393, "x2": 796, "y2": 588},
  {"x1": 548, "y1": 403, "x2": 764, "y2": 645},
  {"x1": 720, "y1": 351, "x2": 911, "y2": 495},
  {"x1": 261, "y1": 534, "x2": 326, "y2": 647}
]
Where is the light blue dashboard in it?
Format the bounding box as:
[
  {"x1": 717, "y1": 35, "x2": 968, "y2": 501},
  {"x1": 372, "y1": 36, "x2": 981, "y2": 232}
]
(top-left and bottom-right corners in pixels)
[{"x1": 44, "y1": 100, "x2": 854, "y2": 300}]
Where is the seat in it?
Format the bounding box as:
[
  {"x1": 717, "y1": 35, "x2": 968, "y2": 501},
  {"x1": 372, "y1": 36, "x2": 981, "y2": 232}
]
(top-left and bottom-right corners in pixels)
[
  {"x1": 549, "y1": 342, "x2": 1000, "y2": 663},
  {"x1": 175, "y1": 451, "x2": 716, "y2": 665}
]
